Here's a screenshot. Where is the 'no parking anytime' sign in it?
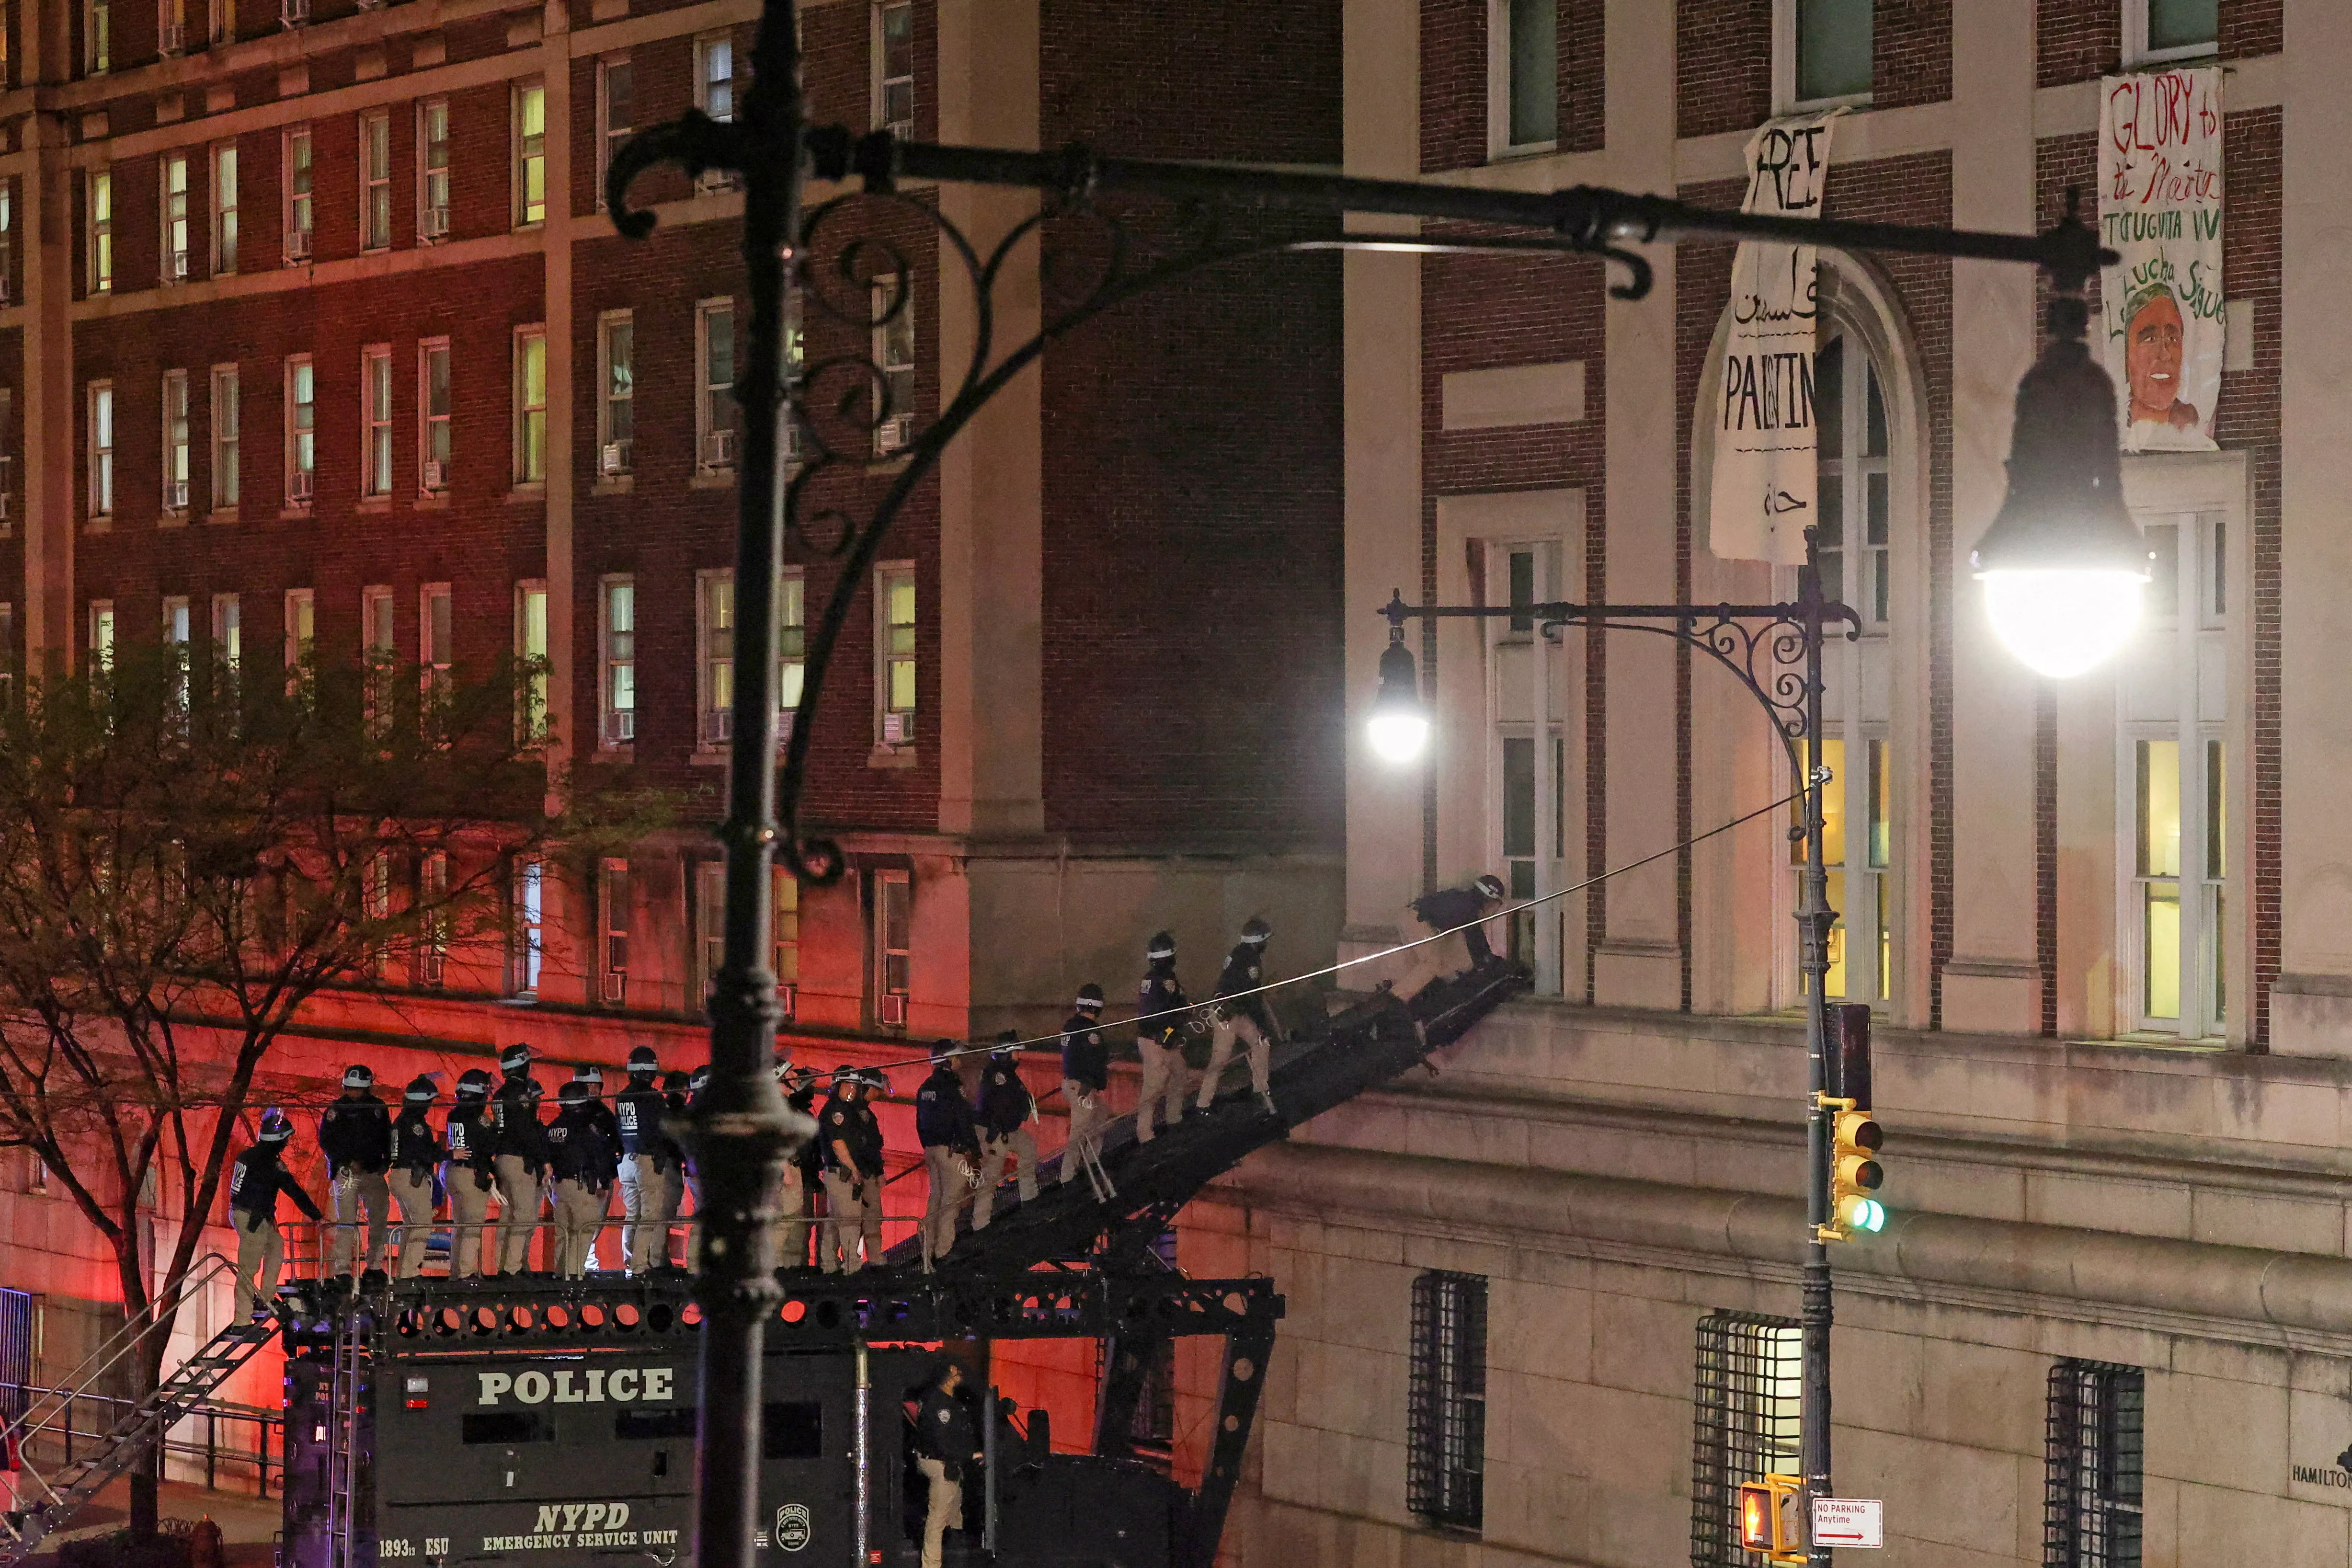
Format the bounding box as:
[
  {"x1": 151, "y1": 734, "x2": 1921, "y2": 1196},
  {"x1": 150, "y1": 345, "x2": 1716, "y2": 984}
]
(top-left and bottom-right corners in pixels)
[{"x1": 1811, "y1": 1497, "x2": 1883, "y2": 1549}]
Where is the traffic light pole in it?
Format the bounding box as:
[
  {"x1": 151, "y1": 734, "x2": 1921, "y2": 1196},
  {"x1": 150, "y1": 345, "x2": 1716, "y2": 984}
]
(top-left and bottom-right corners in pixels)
[{"x1": 1381, "y1": 538, "x2": 1850, "y2": 1561}]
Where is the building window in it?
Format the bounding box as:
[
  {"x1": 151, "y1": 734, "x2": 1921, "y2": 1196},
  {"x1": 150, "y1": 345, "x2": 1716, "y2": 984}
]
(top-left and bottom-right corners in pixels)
[
  {"x1": 159, "y1": 0, "x2": 186, "y2": 52},
  {"x1": 598, "y1": 858, "x2": 629, "y2": 1006},
  {"x1": 421, "y1": 583, "x2": 452, "y2": 705},
  {"x1": 285, "y1": 355, "x2": 314, "y2": 507},
  {"x1": 420, "y1": 337, "x2": 452, "y2": 492},
  {"x1": 284, "y1": 588, "x2": 314, "y2": 676},
  {"x1": 774, "y1": 866, "x2": 801, "y2": 997},
  {"x1": 210, "y1": 365, "x2": 239, "y2": 509},
  {"x1": 697, "y1": 298, "x2": 738, "y2": 472},
  {"x1": 695, "y1": 862, "x2": 797, "y2": 1010},
  {"x1": 510, "y1": 858, "x2": 544, "y2": 996},
  {"x1": 418, "y1": 101, "x2": 450, "y2": 240},
  {"x1": 2121, "y1": 515, "x2": 2229, "y2": 1039},
  {"x1": 416, "y1": 851, "x2": 448, "y2": 987},
  {"x1": 88, "y1": 601, "x2": 114, "y2": 672},
  {"x1": 874, "y1": 1, "x2": 913, "y2": 136},
  {"x1": 1406, "y1": 1270, "x2": 1486, "y2": 1531},
  {"x1": 86, "y1": 381, "x2": 113, "y2": 520},
  {"x1": 514, "y1": 81, "x2": 546, "y2": 227},
  {"x1": 596, "y1": 57, "x2": 633, "y2": 208},
  {"x1": 0, "y1": 179, "x2": 16, "y2": 304},
  {"x1": 160, "y1": 152, "x2": 191, "y2": 281},
  {"x1": 0, "y1": 604, "x2": 16, "y2": 709},
  {"x1": 872, "y1": 868, "x2": 911, "y2": 1025},
  {"x1": 695, "y1": 34, "x2": 738, "y2": 191},
  {"x1": 598, "y1": 311, "x2": 634, "y2": 477},
  {"x1": 514, "y1": 327, "x2": 547, "y2": 486},
  {"x1": 161, "y1": 369, "x2": 190, "y2": 515},
  {"x1": 516, "y1": 580, "x2": 549, "y2": 741},
  {"x1": 600, "y1": 577, "x2": 636, "y2": 748},
  {"x1": 283, "y1": 126, "x2": 312, "y2": 262},
  {"x1": 362, "y1": 345, "x2": 393, "y2": 497},
  {"x1": 86, "y1": 167, "x2": 112, "y2": 294},
  {"x1": 359, "y1": 109, "x2": 391, "y2": 252},
  {"x1": 1689, "y1": 1311, "x2": 1802, "y2": 1568},
  {"x1": 696, "y1": 568, "x2": 806, "y2": 749},
  {"x1": 1484, "y1": 541, "x2": 1566, "y2": 985},
  {"x1": 206, "y1": 0, "x2": 226, "y2": 45},
  {"x1": 1780, "y1": 0, "x2": 1872, "y2": 109},
  {"x1": 211, "y1": 143, "x2": 238, "y2": 275},
  {"x1": 211, "y1": 593, "x2": 240, "y2": 686},
  {"x1": 871, "y1": 277, "x2": 915, "y2": 455},
  {"x1": 1487, "y1": 0, "x2": 1555, "y2": 156},
  {"x1": 163, "y1": 596, "x2": 192, "y2": 711},
  {"x1": 362, "y1": 584, "x2": 395, "y2": 730},
  {"x1": 2044, "y1": 1361, "x2": 2144, "y2": 1568},
  {"x1": 780, "y1": 571, "x2": 807, "y2": 717},
  {"x1": 2127, "y1": 0, "x2": 2218, "y2": 65},
  {"x1": 875, "y1": 563, "x2": 915, "y2": 746},
  {"x1": 84, "y1": 0, "x2": 108, "y2": 74}
]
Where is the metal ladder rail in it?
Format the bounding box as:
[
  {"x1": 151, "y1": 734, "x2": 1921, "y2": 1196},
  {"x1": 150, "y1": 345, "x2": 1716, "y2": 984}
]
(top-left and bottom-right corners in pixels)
[
  {"x1": 322, "y1": 1311, "x2": 367, "y2": 1568},
  {"x1": 0, "y1": 1253, "x2": 239, "y2": 1464}
]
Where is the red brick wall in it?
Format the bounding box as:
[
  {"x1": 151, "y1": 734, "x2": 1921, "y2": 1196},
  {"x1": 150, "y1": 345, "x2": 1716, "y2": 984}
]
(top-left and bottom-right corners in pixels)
[
  {"x1": 1422, "y1": 0, "x2": 1607, "y2": 173},
  {"x1": 1037, "y1": 0, "x2": 1346, "y2": 844},
  {"x1": 2039, "y1": 0, "x2": 2281, "y2": 88},
  {"x1": 1678, "y1": 0, "x2": 1771, "y2": 140},
  {"x1": 1873, "y1": 0, "x2": 1951, "y2": 109}
]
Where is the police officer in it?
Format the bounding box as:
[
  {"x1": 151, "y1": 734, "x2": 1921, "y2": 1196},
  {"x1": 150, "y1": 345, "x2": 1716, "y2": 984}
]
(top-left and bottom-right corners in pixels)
[
  {"x1": 782, "y1": 1065, "x2": 826, "y2": 1268},
  {"x1": 318, "y1": 1064, "x2": 393, "y2": 1281},
  {"x1": 972, "y1": 1031, "x2": 1036, "y2": 1230},
  {"x1": 666, "y1": 1069, "x2": 698, "y2": 1268},
  {"x1": 616, "y1": 1047, "x2": 677, "y2": 1275},
  {"x1": 490, "y1": 1045, "x2": 549, "y2": 1274},
  {"x1": 818, "y1": 1069, "x2": 887, "y2": 1273},
  {"x1": 548, "y1": 1081, "x2": 619, "y2": 1278},
  {"x1": 228, "y1": 1110, "x2": 322, "y2": 1318},
  {"x1": 914, "y1": 1361, "x2": 981, "y2": 1568},
  {"x1": 444, "y1": 1069, "x2": 498, "y2": 1277},
  {"x1": 1395, "y1": 873, "x2": 1508, "y2": 1002},
  {"x1": 766, "y1": 1051, "x2": 809, "y2": 1270},
  {"x1": 1134, "y1": 935, "x2": 1192, "y2": 1142},
  {"x1": 1060, "y1": 986, "x2": 1113, "y2": 1200},
  {"x1": 387, "y1": 1077, "x2": 442, "y2": 1279},
  {"x1": 568, "y1": 1065, "x2": 621, "y2": 1268},
  {"x1": 1199, "y1": 916, "x2": 1280, "y2": 1116},
  {"x1": 916, "y1": 1043, "x2": 980, "y2": 1264}
]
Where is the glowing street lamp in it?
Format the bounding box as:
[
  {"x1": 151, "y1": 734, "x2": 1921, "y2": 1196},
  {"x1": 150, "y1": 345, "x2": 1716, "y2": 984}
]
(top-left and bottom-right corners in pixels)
[{"x1": 1368, "y1": 625, "x2": 1430, "y2": 763}]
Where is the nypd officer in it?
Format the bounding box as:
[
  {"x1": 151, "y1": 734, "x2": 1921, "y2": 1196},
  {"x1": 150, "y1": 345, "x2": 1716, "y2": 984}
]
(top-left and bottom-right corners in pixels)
[
  {"x1": 490, "y1": 1045, "x2": 549, "y2": 1274},
  {"x1": 228, "y1": 1110, "x2": 322, "y2": 1318},
  {"x1": 1133, "y1": 934, "x2": 1191, "y2": 1142},
  {"x1": 915, "y1": 1361, "x2": 982, "y2": 1568},
  {"x1": 318, "y1": 1064, "x2": 393, "y2": 1281},
  {"x1": 1394, "y1": 872, "x2": 1508, "y2": 1002},
  {"x1": 1198, "y1": 916, "x2": 1279, "y2": 1116},
  {"x1": 1060, "y1": 986, "x2": 1112, "y2": 1200},
  {"x1": 819, "y1": 1069, "x2": 888, "y2": 1273},
  {"x1": 971, "y1": 1031, "x2": 1036, "y2": 1229},
  {"x1": 615, "y1": 1047, "x2": 678, "y2": 1275},
  {"x1": 386, "y1": 1076, "x2": 442, "y2": 1279},
  {"x1": 444, "y1": 1069, "x2": 498, "y2": 1277},
  {"x1": 916, "y1": 1042, "x2": 981, "y2": 1263},
  {"x1": 548, "y1": 1080, "x2": 619, "y2": 1278}
]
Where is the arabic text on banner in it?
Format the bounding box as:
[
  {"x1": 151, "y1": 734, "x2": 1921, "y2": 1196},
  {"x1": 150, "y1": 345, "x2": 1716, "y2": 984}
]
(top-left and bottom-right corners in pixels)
[
  {"x1": 1709, "y1": 108, "x2": 1842, "y2": 566},
  {"x1": 2099, "y1": 67, "x2": 2224, "y2": 454}
]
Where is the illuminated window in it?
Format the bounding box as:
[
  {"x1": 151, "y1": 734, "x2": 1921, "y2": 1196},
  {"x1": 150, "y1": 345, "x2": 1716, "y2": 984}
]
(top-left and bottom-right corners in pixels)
[
  {"x1": 513, "y1": 82, "x2": 546, "y2": 226},
  {"x1": 160, "y1": 153, "x2": 190, "y2": 280},
  {"x1": 696, "y1": 568, "x2": 806, "y2": 749},
  {"x1": 598, "y1": 311, "x2": 633, "y2": 476},
  {"x1": 162, "y1": 596, "x2": 191, "y2": 712},
  {"x1": 86, "y1": 167, "x2": 112, "y2": 293},
  {"x1": 283, "y1": 126, "x2": 311, "y2": 262},
  {"x1": 84, "y1": 0, "x2": 109, "y2": 75},
  {"x1": 284, "y1": 354, "x2": 314, "y2": 506},
  {"x1": 420, "y1": 337, "x2": 451, "y2": 492},
  {"x1": 696, "y1": 299, "x2": 737, "y2": 472},
  {"x1": 1689, "y1": 1312, "x2": 1803, "y2": 1568},
  {"x1": 211, "y1": 143, "x2": 238, "y2": 274},
  {"x1": 513, "y1": 327, "x2": 547, "y2": 485},
  {"x1": 510, "y1": 858, "x2": 544, "y2": 996},
  {"x1": 283, "y1": 589, "x2": 314, "y2": 675},
  {"x1": 875, "y1": 563, "x2": 915, "y2": 747},
  {"x1": 515, "y1": 580, "x2": 549, "y2": 741},
  {"x1": 874, "y1": 2, "x2": 913, "y2": 136},
  {"x1": 596, "y1": 57, "x2": 633, "y2": 208},
  {"x1": 870, "y1": 277, "x2": 915, "y2": 455},
  {"x1": 362, "y1": 345, "x2": 393, "y2": 497},
  {"x1": 420, "y1": 583, "x2": 453, "y2": 706},
  {"x1": 210, "y1": 365, "x2": 239, "y2": 509},
  {"x1": 418, "y1": 101, "x2": 450, "y2": 240},
  {"x1": 600, "y1": 577, "x2": 635, "y2": 748},
  {"x1": 86, "y1": 381, "x2": 113, "y2": 519},
  {"x1": 88, "y1": 600, "x2": 115, "y2": 671},
  {"x1": 359, "y1": 109, "x2": 391, "y2": 251},
  {"x1": 161, "y1": 370, "x2": 190, "y2": 514}
]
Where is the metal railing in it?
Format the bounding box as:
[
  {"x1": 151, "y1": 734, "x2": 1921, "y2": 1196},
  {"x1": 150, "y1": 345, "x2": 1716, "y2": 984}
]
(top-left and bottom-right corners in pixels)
[{"x1": 0, "y1": 1379, "x2": 282, "y2": 1499}]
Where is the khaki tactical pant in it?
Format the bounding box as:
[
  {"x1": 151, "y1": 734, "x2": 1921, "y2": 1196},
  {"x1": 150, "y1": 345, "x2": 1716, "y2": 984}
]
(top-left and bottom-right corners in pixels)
[
  {"x1": 388, "y1": 1169, "x2": 436, "y2": 1278},
  {"x1": 971, "y1": 1127, "x2": 1036, "y2": 1229},
  {"x1": 232, "y1": 1211, "x2": 282, "y2": 1318},
  {"x1": 667, "y1": 1165, "x2": 690, "y2": 1269},
  {"x1": 551, "y1": 1178, "x2": 609, "y2": 1277},
  {"x1": 922, "y1": 1146, "x2": 968, "y2": 1262},
  {"x1": 820, "y1": 1168, "x2": 882, "y2": 1273},
  {"x1": 767, "y1": 1162, "x2": 808, "y2": 1270},
  {"x1": 1060, "y1": 1081, "x2": 1107, "y2": 1185},
  {"x1": 619, "y1": 1155, "x2": 679, "y2": 1275},
  {"x1": 1135, "y1": 1041, "x2": 1188, "y2": 1140},
  {"x1": 329, "y1": 1168, "x2": 392, "y2": 1277},
  {"x1": 493, "y1": 1155, "x2": 543, "y2": 1274},
  {"x1": 1198, "y1": 1010, "x2": 1272, "y2": 1107},
  {"x1": 448, "y1": 1166, "x2": 492, "y2": 1277},
  {"x1": 916, "y1": 1456, "x2": 960, "y2": 1568}
]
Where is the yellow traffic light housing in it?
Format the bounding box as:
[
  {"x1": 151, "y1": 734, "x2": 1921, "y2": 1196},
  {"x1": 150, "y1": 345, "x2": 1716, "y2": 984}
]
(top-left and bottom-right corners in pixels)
[
  {"x1": 1736, "y1": 1473, "x2": 1807, "y2": 1564},
  {"x1": 1816, "y1": 1094, "x2": 1886, "y2": 1240}
]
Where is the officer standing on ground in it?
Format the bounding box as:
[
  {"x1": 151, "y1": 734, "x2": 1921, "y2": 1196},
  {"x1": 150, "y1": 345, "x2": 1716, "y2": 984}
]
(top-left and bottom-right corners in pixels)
[
  {"x1": 444, "y1": 1069, "x2": 497, "y2": 1277},
  {"x1": 490, "y1": 1045, "x2": 550, "y2": 1274},
  {"x1": 916, "y1": 1042, "x2": 981, "y2": 1263},
  {"x1": 1060, "y1": 985, "x2": 1112, "y2": 1198},
  {"x1": 1134, "y1": 936, "x2": 1192, "y2": 1142},
  {"x1": 548, "y1": 1080, "x2": 619, "y2": 1278},
  {"x1": 228, "y1": 1110, "x2": 322, "y2": 1318},
  {"x1": 972, "y1": 1030, "x2": 1037, "y2": 1229},
  {"x1": 1198, "y1": 917, "x2": 1280, "y2": 1117},
  {"x1": 386, "y1": 1076, "x2": 442, "y2": 1279},
  {"x1": 318, "y1": 1064, "x2": 394, "y2": 1282},
  {"x1": 915, "y1": 1361, "x2": 982, "y2": 1568},
  {"x1": 616, "y1": 1047, "x2": 677, "y2": 1275}
]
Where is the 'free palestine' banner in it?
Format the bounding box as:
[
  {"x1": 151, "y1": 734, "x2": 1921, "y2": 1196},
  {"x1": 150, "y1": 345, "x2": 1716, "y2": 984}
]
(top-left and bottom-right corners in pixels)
[{"x1": 2099, "y1": 67, "x2": 2225, "y2": 453}]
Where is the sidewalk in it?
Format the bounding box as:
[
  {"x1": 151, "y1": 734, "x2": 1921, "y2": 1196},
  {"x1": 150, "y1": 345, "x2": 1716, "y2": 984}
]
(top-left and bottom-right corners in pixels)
[{"x1": 17, "y1": 1477, "x2": 277, "y2": 1568}]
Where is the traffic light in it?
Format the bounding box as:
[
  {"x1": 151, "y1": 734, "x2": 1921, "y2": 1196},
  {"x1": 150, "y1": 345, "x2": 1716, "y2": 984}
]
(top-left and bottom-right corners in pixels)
[
  {"x1": 1736, "y1": 1474, "x2": 1806, "y2": 1564},
  {"x1": 1823, "y1": 1097, "x2": 1885, "y2": 1238}
]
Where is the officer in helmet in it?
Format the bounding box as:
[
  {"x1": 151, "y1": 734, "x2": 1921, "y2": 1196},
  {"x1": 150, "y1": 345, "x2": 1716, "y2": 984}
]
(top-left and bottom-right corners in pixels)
[
  {"x1": 766, "y1": 1049, "x2": 811, "y2": 1270},
  {"x1": 1198, "y1": 917, "x2": 1280, "y2": 1117},
  {"x1": 971, "y1": 1030, "x2": 1037, "y2": 1230},
  {"x1": 387, "y1": 1076, "x2": 442, "y2": 1279},
  {"x1": 444, "y1": 1069, "x2": 498, "y2": 1277},
  {"x1": 915, "y1": 1042, "x2": 980, "y2": 1265},
  {"x1": 548, "y1": 1081, "x2": 620, "y2": 1278},
  {"x1": 1133, "y1": 934, "x2": 1191, "y2": 1142},
  {"x1": 782, "y1": 1064, "x2": 826, "y2": 1268},
  {"x1": 1059, "y1": 985, "x2": 1113, "y2": 1201},
  {"x1": 615, "y1": 1046, "x2": 677, "y2": 1276},
  {"x1": 228, "y1": 1110, "x2": 321, "y2": 1318},
  {"x1": 1395, "y1": 872, "x2": 1509, "y2": 1002},
  {"x1": 318, "y1": 1064, "x2": 393, "y2": 1282},
  {"x1": 570, "y1": 1065, "x2": 621, "y2": 1267},
  {"x1": 664, "y1": 1069, "x2": 696, "y2": 1267},
  {"x1": 490, "y1": 1044, "x2": 549, "y2": 1274}
]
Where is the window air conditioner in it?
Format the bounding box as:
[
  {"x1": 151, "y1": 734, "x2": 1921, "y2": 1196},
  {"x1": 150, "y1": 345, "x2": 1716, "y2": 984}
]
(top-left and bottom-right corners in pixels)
[
  {"x1": 168, "y1": 249, "x2": 190, "y2": 280},
  {"x1": 881, "y1": 711, "x2": 910, "y2": 746},
  {"x1": 280, "y1": 0, "x2": 307, "y2": 25},
  {"x1": 165, "y1": 480, "x2": 189, "y2": 511},
  {"x1": 703, "y1": 426, "x2": 736, "y2": 469},
  {"x1": 887, "y1": 118, "x2": 913, "y2": 142},
  {"x1": 287, "y1": 469, "x2": 312, "y2": 504},
  {"x1": 422, "y1": 206, "x2": 450, "y2": 240},
  {"x1": 600, "y1": 441, "x2": 629, "y2": 476},
  {"x1": 0, "y1": 275, "x2": 13, "y2": 305},
  {"x1": 878, "y1": 993, "x2": 907, "y2": 1028},
  {"x1": 703, "y1": 706, "x2": 732, "y2": 746},
  {"x1": 0, "y1": 492, "x2": 13, "y2": 524},
  {"x1": 285, "y1": 229, "x2": 311, "y2": 263},
  {"x1": 421, "y1": 460, "x2": 446, "y2": 492},
  {"x1": 602, "y1": 970, "x2": 627, "y2": 1006},
  {"x1": 780, "y1": 417, "x2": 804, "y2": 464},
  {"x1": 875, "y1": 414, "x2": 913, "y2": 455},
  {"x1": 159, "y1": 21, "x2": 184, "y2": 52},
  {"x1": 608, "y1": 708, "x2": 635, "y2": 745}
]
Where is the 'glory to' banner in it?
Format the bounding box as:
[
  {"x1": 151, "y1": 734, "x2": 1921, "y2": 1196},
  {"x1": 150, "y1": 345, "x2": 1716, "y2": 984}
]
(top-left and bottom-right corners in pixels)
[
  {"x1": 2100, "y1": 67, "x2": 2224, "y2": 453},
  {"x1": 1710, "y1": 109, "x2": 1843, "y2": 565}
]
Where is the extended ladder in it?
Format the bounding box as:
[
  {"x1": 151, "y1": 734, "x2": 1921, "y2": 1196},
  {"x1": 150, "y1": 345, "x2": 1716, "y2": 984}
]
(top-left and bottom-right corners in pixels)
[{"x1": 322, "y1": 1310, "x2": 369, "y2": 1568}]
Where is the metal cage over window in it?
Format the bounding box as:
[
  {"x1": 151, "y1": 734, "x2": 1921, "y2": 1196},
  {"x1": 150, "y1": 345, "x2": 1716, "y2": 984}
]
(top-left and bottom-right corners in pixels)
[
  {"x1": 1406, "y1": 1270, "x2": 1486, "y2": 1531},
  {"x1": 1688, "y1": 1309, "x2": 1803, "y2": 1567},
  {"x1": 2045, "y1": 1359, "x2": 2144, "y2": 1568}
]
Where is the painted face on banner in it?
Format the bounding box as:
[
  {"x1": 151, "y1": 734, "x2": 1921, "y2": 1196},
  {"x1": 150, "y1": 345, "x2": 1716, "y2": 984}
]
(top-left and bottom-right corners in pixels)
[{"x1": 2124, "y1": 290, "x2": 2192, "y2": 428}]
